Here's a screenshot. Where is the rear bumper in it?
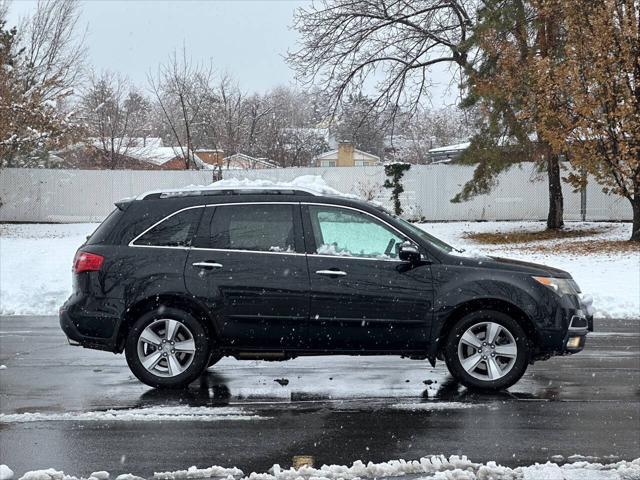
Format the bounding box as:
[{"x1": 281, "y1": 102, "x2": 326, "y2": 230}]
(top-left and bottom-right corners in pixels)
[{"x1": 59, "y1": 294, "x2": 121, "y2": 352}]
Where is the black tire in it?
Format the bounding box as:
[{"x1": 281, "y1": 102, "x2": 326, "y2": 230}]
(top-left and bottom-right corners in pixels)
[
  {"x1": 125, "y1": 307, "x2": 211, "y2": 389},
  {"x1": 207, "y1": 353, "x2": 223, "y2": 368},
  {"x1": 443, "y1": 310, "x2": 530, "y2": 391}
]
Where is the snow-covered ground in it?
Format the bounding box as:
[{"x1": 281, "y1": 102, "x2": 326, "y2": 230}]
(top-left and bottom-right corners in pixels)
[
  {"x1": 0, "y1": 221, "x2": 637, "y2": 318},
  {"x1": 0, "y1": 223, "x2": 95, "y2": 316},
  {"x1": 2, "y1": 455, "x2": 639, "y2": 480}
]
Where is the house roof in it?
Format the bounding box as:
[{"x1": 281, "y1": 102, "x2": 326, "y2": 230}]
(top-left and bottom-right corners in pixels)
[
  {"x1": 126, "y1": 146, "x2": 186, "y2": 165},
  {"x1": 222, "y1": 153, "x2": 277, "y2": 168},
  {"x1": 314, "y1": 148, "x2": 380, "y2": 162},
  {"x1": 127, "y1": 146, "x2": 214, "y2": 169},
  {"x1": 428, "y1": 142, "x2": 471, "y2": 153},
  {"x1": 90, "y1": 137, "x2": 164, "y2": 149}
]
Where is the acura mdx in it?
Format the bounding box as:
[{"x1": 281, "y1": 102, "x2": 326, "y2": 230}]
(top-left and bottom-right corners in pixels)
[{"x1": 60, "y1": 185, "x2": 593, "y2": 390}]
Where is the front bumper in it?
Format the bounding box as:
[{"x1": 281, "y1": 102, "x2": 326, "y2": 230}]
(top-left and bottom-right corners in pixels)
[{"x1": 562, "y1": 312, "x2": 593, "y2": 353}]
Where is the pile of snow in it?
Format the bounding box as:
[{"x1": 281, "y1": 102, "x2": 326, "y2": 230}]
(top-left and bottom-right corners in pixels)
[
  {"x1": 9, "y1": 456, "x2": 640, "y2": 480},
  {"x1": 0, "y1": 406, "x2": 266, "y2": 423},
  {"x1": 139, "y1": 175, "x2": 358, "y2": 200},
  {"x1": 0, "y1": 465, "x2": 14, "y2": 480},
  {"x1": 208, "y1": 175, "x2": 358, "y2": 198},
  {"x1": 154, "y1": 466, "x2": 243, "y2": 480},
  {"x1": 113, "y1": 475, "x2": 144, "y2": 480},
  {"x1": 18, "y1": 469, "x2": 63, "y2": 480}
]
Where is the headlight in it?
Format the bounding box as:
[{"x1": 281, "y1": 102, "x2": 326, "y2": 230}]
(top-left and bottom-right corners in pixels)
[{"x1": 532, "y1": 276, "x2": 580, "y2": 296}]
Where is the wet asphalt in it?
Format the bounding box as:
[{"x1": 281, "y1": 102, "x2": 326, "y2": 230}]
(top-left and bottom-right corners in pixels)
[{"x1": 0, "y1": 316, "x2": 638, "y2": 478}]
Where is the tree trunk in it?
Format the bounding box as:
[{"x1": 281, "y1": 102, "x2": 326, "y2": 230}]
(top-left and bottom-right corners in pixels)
[
  {"x1": 547, "y1": 152, "x2": 564, "y2": 229},
  {"x1": 630, "y1": 196, "x2": 640, "y2": 242}
]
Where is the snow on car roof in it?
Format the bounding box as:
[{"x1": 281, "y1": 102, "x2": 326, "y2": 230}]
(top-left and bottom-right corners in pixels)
[{"x1": 135, "y1": 175, "x2": 358, "y2": 200}]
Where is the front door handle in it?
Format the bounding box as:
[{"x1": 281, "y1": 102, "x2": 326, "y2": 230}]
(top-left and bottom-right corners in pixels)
[
  {"x1": 192, "y1": 261, "x2": 223, "y2": 270},
  {"x1": 316, "y1": 269, "x2": 347, "y2": 277}
]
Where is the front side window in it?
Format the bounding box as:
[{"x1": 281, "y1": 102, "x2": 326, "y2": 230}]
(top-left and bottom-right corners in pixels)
[
  {"x1": 210, "y1": 204, "x2": 295, "y2": 253},
  {"x1": 309, "y1": 206, "x2": 405, "y2": 259},
  {"x1": 134, "y1": 207, "x2": 202, "y2": 247}
]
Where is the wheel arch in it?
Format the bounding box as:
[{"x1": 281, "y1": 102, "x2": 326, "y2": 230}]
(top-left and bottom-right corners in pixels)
[
  {"x1": 432, "y1": 298, "x2": 540, "y2": 360},
  {"x1": 116, "y1": 294, "x2": 217, "y2": 352}
]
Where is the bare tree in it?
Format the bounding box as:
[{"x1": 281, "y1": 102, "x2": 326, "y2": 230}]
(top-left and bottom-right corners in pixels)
[
  {"x1": 217, "y1": 74, "x2": 246, "y2": 160},
  {"x1": 19, "y1": 0, "x2": 86, "y2": 101},
  {"x1": 81, "y1": 71, "x2": 151, "y2": 169},
  {"x1": 386, "y1": 106, "x2": 477, "y2": 163},
  {"x1": 148, "y1": 48, "x2": 213, "y2": 169},
  {"x1": 288, "y1": 0, "x2": 476, "y2": 121},
  {"x1": 279, "y1": 128, "x2": 329, "y2": 167},
  {"x1": 241, "y1": 92, "x2": 272, "y2": 158}
]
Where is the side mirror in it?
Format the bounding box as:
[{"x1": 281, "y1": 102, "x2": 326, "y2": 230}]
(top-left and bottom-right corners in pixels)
[{"x1": 398, "y1": 242, "x2": 421, "y2": 263}]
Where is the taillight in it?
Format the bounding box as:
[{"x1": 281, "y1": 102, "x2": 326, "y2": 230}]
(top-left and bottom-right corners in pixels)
[{"x1": 73, "y1": 251, "x2": 104, "y2": 273}]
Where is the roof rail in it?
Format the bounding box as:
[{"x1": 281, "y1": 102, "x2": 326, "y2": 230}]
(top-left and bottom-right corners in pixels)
[{"x1": 136, "y1": 185, "x2": 321, "y2": 200}]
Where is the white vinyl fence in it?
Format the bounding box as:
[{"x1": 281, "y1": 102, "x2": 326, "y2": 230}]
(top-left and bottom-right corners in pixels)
[
  {"x1": 0, "y1": 165, "x2": 632, "y2": 223},
  {"x1": 0, "y1": 169, "x2": 215, "y2": 222},
  {"x1": 224, "y1": 164, "x2": 631, "y2": 222}
]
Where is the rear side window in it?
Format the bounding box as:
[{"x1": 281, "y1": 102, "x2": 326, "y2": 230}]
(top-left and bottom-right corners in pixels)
[
  {"x1": 133, "y1": 207, "x2": 202, "y2": 247},
  {"x1": 209, "y1": 204, "x2": 295, "y2": 252}
]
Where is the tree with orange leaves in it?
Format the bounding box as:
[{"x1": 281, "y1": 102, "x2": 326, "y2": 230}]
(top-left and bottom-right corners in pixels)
[
  {"x1": 454, "y1": 0, "x2": 568, "y2": 230},
  {"x1": 531, "y1": 0, "x2": 640, "y2": 241}
]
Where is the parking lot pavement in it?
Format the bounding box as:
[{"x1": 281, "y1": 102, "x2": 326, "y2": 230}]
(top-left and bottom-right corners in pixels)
[{"x1": 0, "y1": 316, "x2": 638, "y2": 478}]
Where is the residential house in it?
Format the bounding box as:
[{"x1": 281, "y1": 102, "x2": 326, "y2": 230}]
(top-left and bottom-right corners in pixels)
[
  {"x1": 314, "y1": 142, "x2": 380, "y2": 167},
  {"x1": 52, "y1": 139, "x2": 222, "y2": 170},
  {"x1": 427, "y1": 142, "x2": 471, "y2": 164}
]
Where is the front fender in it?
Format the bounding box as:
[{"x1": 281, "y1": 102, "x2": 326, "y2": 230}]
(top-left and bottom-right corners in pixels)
[{"x1": 429, "y1": 264, "x2": 568, "y2": 355}]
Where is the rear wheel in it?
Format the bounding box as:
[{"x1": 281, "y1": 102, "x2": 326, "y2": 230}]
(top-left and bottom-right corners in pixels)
[
  {"x1": 125, "y1": 308, "x2": 210, "y2": 389},
  {"x1": 443, "y1": 310, "x2": 530, "y2": 391}
]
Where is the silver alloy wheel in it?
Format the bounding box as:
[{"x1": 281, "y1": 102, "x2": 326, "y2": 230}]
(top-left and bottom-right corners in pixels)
[
  {"x1": 457, "y1": 321, "x2": 518, "y2": 381},
  {"x1": 137, "y1": 318, "x2": 196, "y2": 378}
]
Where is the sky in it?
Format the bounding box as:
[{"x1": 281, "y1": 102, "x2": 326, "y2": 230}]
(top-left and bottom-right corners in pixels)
[{"x1": 6, "y1": 0, "x2": 457, "y2": 106}]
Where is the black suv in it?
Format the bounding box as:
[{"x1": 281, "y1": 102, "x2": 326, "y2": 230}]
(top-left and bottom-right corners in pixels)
[{"x1": 60, "y1": 186, "x2": 593, "y2": 390}]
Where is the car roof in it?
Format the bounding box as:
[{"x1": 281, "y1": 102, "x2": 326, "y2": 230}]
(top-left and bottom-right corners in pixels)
[
  {"x1": 136, "y1": 185, "x2": 324, "y2": 200},
  {"x1": 128, "y1": 185, "x2": 382, "y2": 211}
]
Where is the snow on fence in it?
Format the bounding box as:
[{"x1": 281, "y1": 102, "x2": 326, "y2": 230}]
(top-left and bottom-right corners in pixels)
[{"x1": 0, "y1": 165, "x2": 631, "y2": 223}]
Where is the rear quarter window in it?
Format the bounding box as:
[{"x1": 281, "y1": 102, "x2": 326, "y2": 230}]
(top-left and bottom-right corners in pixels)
[
  {"x1": 132, "y1": 207, "x2": 203, "y2": 247},
  {"x1": 85, "y1": 208, "x2": 126, "y2": 245}
]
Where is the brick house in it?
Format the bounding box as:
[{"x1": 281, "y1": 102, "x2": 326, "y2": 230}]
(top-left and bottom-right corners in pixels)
[{"x1": 52, "y1": 139, "x2": 223, "y2": 170}]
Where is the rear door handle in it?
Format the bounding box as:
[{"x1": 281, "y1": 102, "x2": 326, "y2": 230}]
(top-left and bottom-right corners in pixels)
[
  {"x1": 316, "y1": 269, "x2": 347, "y2": 277},
  {"x1": 192, "y1": 261, "x2": 223, "y2": 270}
]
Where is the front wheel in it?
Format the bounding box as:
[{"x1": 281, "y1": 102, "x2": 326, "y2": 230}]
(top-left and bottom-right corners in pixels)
[
  {"x1": 443, "y1": 310, "x2": 530, "y2": 391},
  {"x1": 125, "y1": 308, "x2": 211, "y2": 389}
]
